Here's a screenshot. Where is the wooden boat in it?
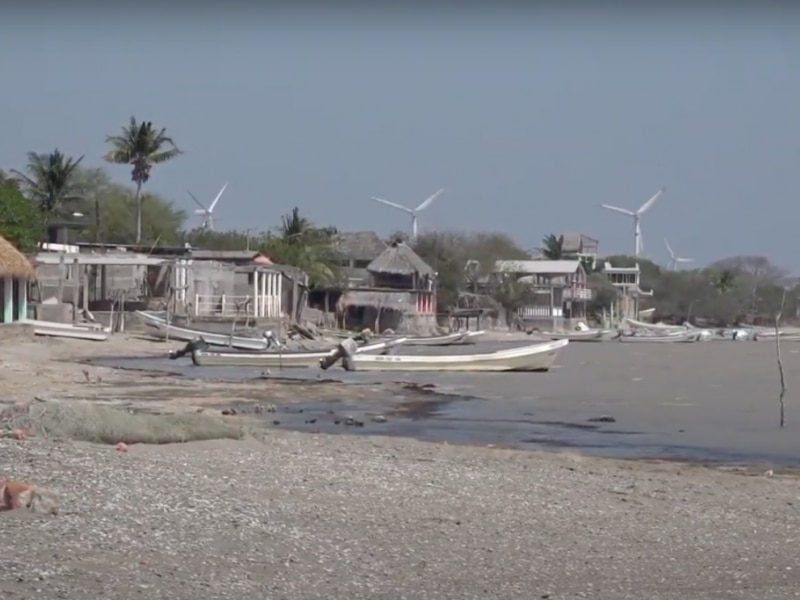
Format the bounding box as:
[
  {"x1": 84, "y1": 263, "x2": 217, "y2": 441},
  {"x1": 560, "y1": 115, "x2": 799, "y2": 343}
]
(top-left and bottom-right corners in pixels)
[
  {"x1": 324, "y1": 339, "x2": 570, "y2": 372},
  {"x1": 191, "y1": 337, "x2": 409, "y2": 368},
  {"x1": 136, "y1": 311, "x2": 273, "y2": 351}
]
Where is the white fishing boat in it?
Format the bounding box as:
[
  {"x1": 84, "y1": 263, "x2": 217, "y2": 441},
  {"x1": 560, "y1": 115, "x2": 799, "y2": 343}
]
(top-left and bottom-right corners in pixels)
[
  {"x1": 32, "y1": 323, "x2": 109, "y2": 341},
  {"x1": 543, "y1": 329, "x2": 610, "y2": 342},
  {"x1": 625, "y1": 317, "x2": 690, "y2": 333},
  {"x1": 616, "y1": 331, "x2": 699, "y2": 343},
  {"x1": 136, "y1": 311, "x2": 273, "y2": 351},
  {"x1": 191, "y1": 337, "x2": 410, "y2": 368},
  {"x1": 326, "y1": 339, "x2": 570, "y2": 372},
  {"x1": 401, "y1": 330, "x2": 486, "y2": 346}
]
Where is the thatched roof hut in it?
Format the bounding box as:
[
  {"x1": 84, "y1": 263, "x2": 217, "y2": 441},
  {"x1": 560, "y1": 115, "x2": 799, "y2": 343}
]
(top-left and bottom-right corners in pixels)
[
  {"x1": 367, "y1": 242, "x2": 433, "y2": 277},
  {"x1": 331, "y1": 231, "x2": 387, "y2": 263},
  {"x1": 0, "y1": 234, "x2": 35, "y2": 280}
]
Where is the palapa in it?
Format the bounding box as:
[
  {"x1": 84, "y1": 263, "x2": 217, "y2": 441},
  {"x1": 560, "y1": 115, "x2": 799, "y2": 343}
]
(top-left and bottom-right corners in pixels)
[
  {"x1": 0, "y1": 234, "x2": 35, "y2": 280},
  {"x1": 366, "y1": 242, "x2": 434, "y2": 277}
]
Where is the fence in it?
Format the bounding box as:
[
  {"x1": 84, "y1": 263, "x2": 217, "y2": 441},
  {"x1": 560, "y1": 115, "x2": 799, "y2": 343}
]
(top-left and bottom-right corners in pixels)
[{"x1": 194, "y1": 293, "x2": 282, "y2": 318}]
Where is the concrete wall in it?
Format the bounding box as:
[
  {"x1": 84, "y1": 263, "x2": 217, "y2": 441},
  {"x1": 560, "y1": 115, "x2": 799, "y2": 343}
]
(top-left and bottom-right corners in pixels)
[{"x1": 35, "y1": 263, "x2": 146, "y2": 304}]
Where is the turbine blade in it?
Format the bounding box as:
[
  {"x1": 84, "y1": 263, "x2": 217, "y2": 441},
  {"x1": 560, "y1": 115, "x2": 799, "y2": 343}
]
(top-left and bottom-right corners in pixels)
[
  {"x1": 371, "y1": 197, "x2": 413, "y2": 213},
  {"x1": 208, "y1": 182, "x2": 229, "y2": 212},
  {"x1": 415, "y1": 188, "x2": 444, "y2": 212},
  {"x1": 600, "y1": 204, "x2": 634, "y2": 216},
  {"x1": 637, "y1": 187, "x2": 665, "y2": 215},
  {"x1": 664, "y1": 238, "x2": 675, "y2": 258},
  {"x1": 194, "y1": 209, "x2": 207, "y2": 215},
  {"x1": 187, "y1": 191, "x2": 207, "y2": 210},
  {"x1": 677, "y1": 258, "x2": 694, "y2": 263}
]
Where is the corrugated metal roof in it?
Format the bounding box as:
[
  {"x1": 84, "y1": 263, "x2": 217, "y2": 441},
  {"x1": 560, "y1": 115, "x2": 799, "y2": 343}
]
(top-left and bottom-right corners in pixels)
[
  {"x1": 494, "y1": 260, "x2": 582, "y2": 275},
  {"x1": 34, "y1": 252, "x2": 167, "y2": 267}
]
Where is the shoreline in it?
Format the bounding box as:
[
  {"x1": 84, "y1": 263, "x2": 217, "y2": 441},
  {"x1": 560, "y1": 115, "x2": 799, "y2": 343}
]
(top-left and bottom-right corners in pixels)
[
  {"x1": 2, "y1": 331, "x2": 794, "y2": 474},
  {"x1": 4, "y1": 331, "x2": 800, "y2": 598}
]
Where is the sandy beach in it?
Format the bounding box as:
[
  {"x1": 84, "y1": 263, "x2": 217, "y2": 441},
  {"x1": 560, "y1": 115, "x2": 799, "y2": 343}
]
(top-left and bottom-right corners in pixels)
[{"x1": 2, "y1": 329, "x2": 800, "y2": 599}]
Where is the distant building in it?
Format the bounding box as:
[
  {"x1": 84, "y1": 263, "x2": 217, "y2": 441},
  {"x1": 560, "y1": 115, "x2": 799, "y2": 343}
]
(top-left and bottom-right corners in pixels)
[
  {"x1": 601, "y1": 261, "x2": 653, "y2": 321},
  {"x1": 492, "y1": 259, "x2": 592, "y2": 327},
  {"x1": 330, "y1": 231, "x2": 388, "y2": 288},
  {"x1": 559, "y1": 232, "x2": 599, "y2": 257}
]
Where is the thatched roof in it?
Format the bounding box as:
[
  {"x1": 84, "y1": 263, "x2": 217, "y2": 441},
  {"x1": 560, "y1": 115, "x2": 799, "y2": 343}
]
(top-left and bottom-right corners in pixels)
[
  {"x1": 367, "y1": 242, "x2": 434, "y2": 277},
  {"x1": 331, "y1": 231, "x2": 387, "y2": 262},
  {"x1": 0, "y1": 234, "x2": 35, "y2": 280}
]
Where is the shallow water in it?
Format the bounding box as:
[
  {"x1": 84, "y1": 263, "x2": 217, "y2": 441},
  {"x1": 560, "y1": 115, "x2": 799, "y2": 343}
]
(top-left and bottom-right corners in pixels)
[{"x1": 88, "y1": 339, "x2": 800, "y2": 465}]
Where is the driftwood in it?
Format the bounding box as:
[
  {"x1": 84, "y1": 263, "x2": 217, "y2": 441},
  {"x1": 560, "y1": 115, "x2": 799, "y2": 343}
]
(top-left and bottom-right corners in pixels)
[{"x1": 775, "y1": 289, "x2": 788, "y2": 427}]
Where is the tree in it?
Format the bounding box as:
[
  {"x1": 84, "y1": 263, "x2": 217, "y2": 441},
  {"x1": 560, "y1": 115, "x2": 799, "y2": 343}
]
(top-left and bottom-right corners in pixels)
[
  {"x1": 104, "y1": 117, "x2": 182, "y2": 244},
  {"x1": 10, "y1": 150, "x2": 84, "y2": 215},
  {"x1": 0, "y1": 180, "x2": 45, "y2": 252},
  {"x1": 540, "y1": 233, "x2": 565, "y2": 260},
  {"x1": 412, "y1": 231, "x2": 531, "y2": 312},
  {"x1": 259, "y1": 207, "x2": 342, "y2": 287}
]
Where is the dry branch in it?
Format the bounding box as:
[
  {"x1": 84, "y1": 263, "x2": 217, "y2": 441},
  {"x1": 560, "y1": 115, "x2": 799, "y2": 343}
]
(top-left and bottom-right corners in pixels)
[{"x1": 775, "y1": 289, "x2": 787, "y2": 427}]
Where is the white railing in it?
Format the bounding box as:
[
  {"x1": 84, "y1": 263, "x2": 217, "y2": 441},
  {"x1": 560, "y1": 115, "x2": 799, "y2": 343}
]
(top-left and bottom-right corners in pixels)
[
  {"x1": 517, "y1": 305, "x2": 563, "y2": 318},
  {"x1": 194, "y1": 294, "x2": 254, "y2": 318},
  {"x1": 563, "y1": 288, "x2": 593, "y2": 301}
]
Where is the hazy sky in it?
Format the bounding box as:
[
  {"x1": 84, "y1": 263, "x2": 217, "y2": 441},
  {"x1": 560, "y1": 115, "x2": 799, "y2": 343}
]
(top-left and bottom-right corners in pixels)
[{"x1": 1, "y1": 5, "x2": 798, "y2": 269}]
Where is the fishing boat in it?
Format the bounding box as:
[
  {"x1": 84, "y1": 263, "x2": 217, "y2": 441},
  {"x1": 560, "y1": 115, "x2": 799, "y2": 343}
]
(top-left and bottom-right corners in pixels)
[
  {"x1": 321, "y1": 327, "x2": 485, "y2": 346},
  {"x1": 28, "y1": 320, "x2": 110, "y2": 341},
  {"x1": 616, "y1": 331, "x2": 699, "y2": 343},
  {"x1": 323, "y1": 339, "x2": 570, "y2": 372},
  {"x1": 542, "y1": 329, "x2": 610, "y2": 342},
  {"x1": 624, "y1": 317, "x2": 690, "y2": 333},
  {"x1": 135, "y1": 311, "x2": 274, "y2": 351},
  {"x1": 404, "y1": 330, "x2": 486, "y2": 346},
  {"x1": 190, "y1": 337, "x2": 409, "y2": 368}
]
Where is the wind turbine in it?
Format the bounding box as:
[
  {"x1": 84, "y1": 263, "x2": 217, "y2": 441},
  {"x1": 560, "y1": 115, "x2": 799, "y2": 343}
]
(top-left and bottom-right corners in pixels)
[
  {"x1": 188, "y1": 182, "x2": 228, "y2": 231},
  {"x1": 664, "y1": 238, "x2": 694, "y2": 270},
  {"x1": 600, "y1": 187, "x2": 665, "y2": 256},
  {"x1": 370, "y1": 188, "x2": 444, "y2": 241}
]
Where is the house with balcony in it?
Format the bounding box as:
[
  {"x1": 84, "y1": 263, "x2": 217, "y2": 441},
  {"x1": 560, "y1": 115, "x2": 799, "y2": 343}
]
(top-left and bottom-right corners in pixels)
[
  {"x1": 493, "y1": 259, "x2": 592, "y2": 327},
  {"x1": 335, "y1": 241, "x2": 438, "y2": 334},
  {"x1": 601, "y1": 261, "x2": 653, "y2": 322}
]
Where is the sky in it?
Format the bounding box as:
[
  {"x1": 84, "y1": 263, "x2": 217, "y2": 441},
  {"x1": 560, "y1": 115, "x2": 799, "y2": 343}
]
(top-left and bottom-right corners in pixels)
[{"x1": 0, "y1": 4, "x2": 798, "y2": 270}]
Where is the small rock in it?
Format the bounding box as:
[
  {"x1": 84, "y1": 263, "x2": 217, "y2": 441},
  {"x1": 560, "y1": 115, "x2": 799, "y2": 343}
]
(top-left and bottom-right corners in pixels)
[{"x1": 588, "y1": 415, "x2": 616, "y2": 423}]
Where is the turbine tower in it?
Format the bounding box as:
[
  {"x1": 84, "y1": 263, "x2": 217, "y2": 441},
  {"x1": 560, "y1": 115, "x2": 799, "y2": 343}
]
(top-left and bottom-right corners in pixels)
[
  {"x1": 188, "y1": 182, "x2": 229, "y2": 231},
  {"x1": 664, "y1": 238, "x2": 694, "y2": 270},
  {"x1": 600, "y1": 187, "x2": 665, "y2": 256},
  {"x1": 370, "y1": 189, "x2": 444, "y2": 241}
]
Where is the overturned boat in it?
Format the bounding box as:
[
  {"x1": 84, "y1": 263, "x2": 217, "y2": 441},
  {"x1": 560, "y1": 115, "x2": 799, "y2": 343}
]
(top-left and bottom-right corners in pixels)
[{"x1": 136, "y1": 310, "x2": 276, "y2": 351}]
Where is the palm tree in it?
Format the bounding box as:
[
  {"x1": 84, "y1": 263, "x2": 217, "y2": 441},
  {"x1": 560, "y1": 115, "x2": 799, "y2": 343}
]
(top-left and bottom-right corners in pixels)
[
  {"x1": 103, "y1": 117, "x2": 182, "y2": 244},
  {"x1": 11, "y1": 150, "x2": 84, "y2": 215},
  {"x1": 280, "y1": 207, "x2": 312, "y2": 241},
  {"x1": 540, "y1": 233, "x2": 565, "y2": 260}
]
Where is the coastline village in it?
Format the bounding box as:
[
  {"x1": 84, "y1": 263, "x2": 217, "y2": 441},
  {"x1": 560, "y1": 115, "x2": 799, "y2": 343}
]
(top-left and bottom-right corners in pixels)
[
  {"x1": 0, "y1": 122, "x2": 659, "y2": 337},
  {"x1": 3, "y1": 207, "x2": 638, "y2": 337}
]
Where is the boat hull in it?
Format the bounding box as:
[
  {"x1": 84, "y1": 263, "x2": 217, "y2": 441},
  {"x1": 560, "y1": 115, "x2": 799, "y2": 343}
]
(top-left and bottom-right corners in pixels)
[
  {"x1": 191, "y1": 338, "x2": 408, "y2": 368},
  {"x1": 336, "y1": 339, "x2": 569, "y2": 372},
  {"x1": 136, "y1": 311, "x2": 271, "y2": 350}
]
